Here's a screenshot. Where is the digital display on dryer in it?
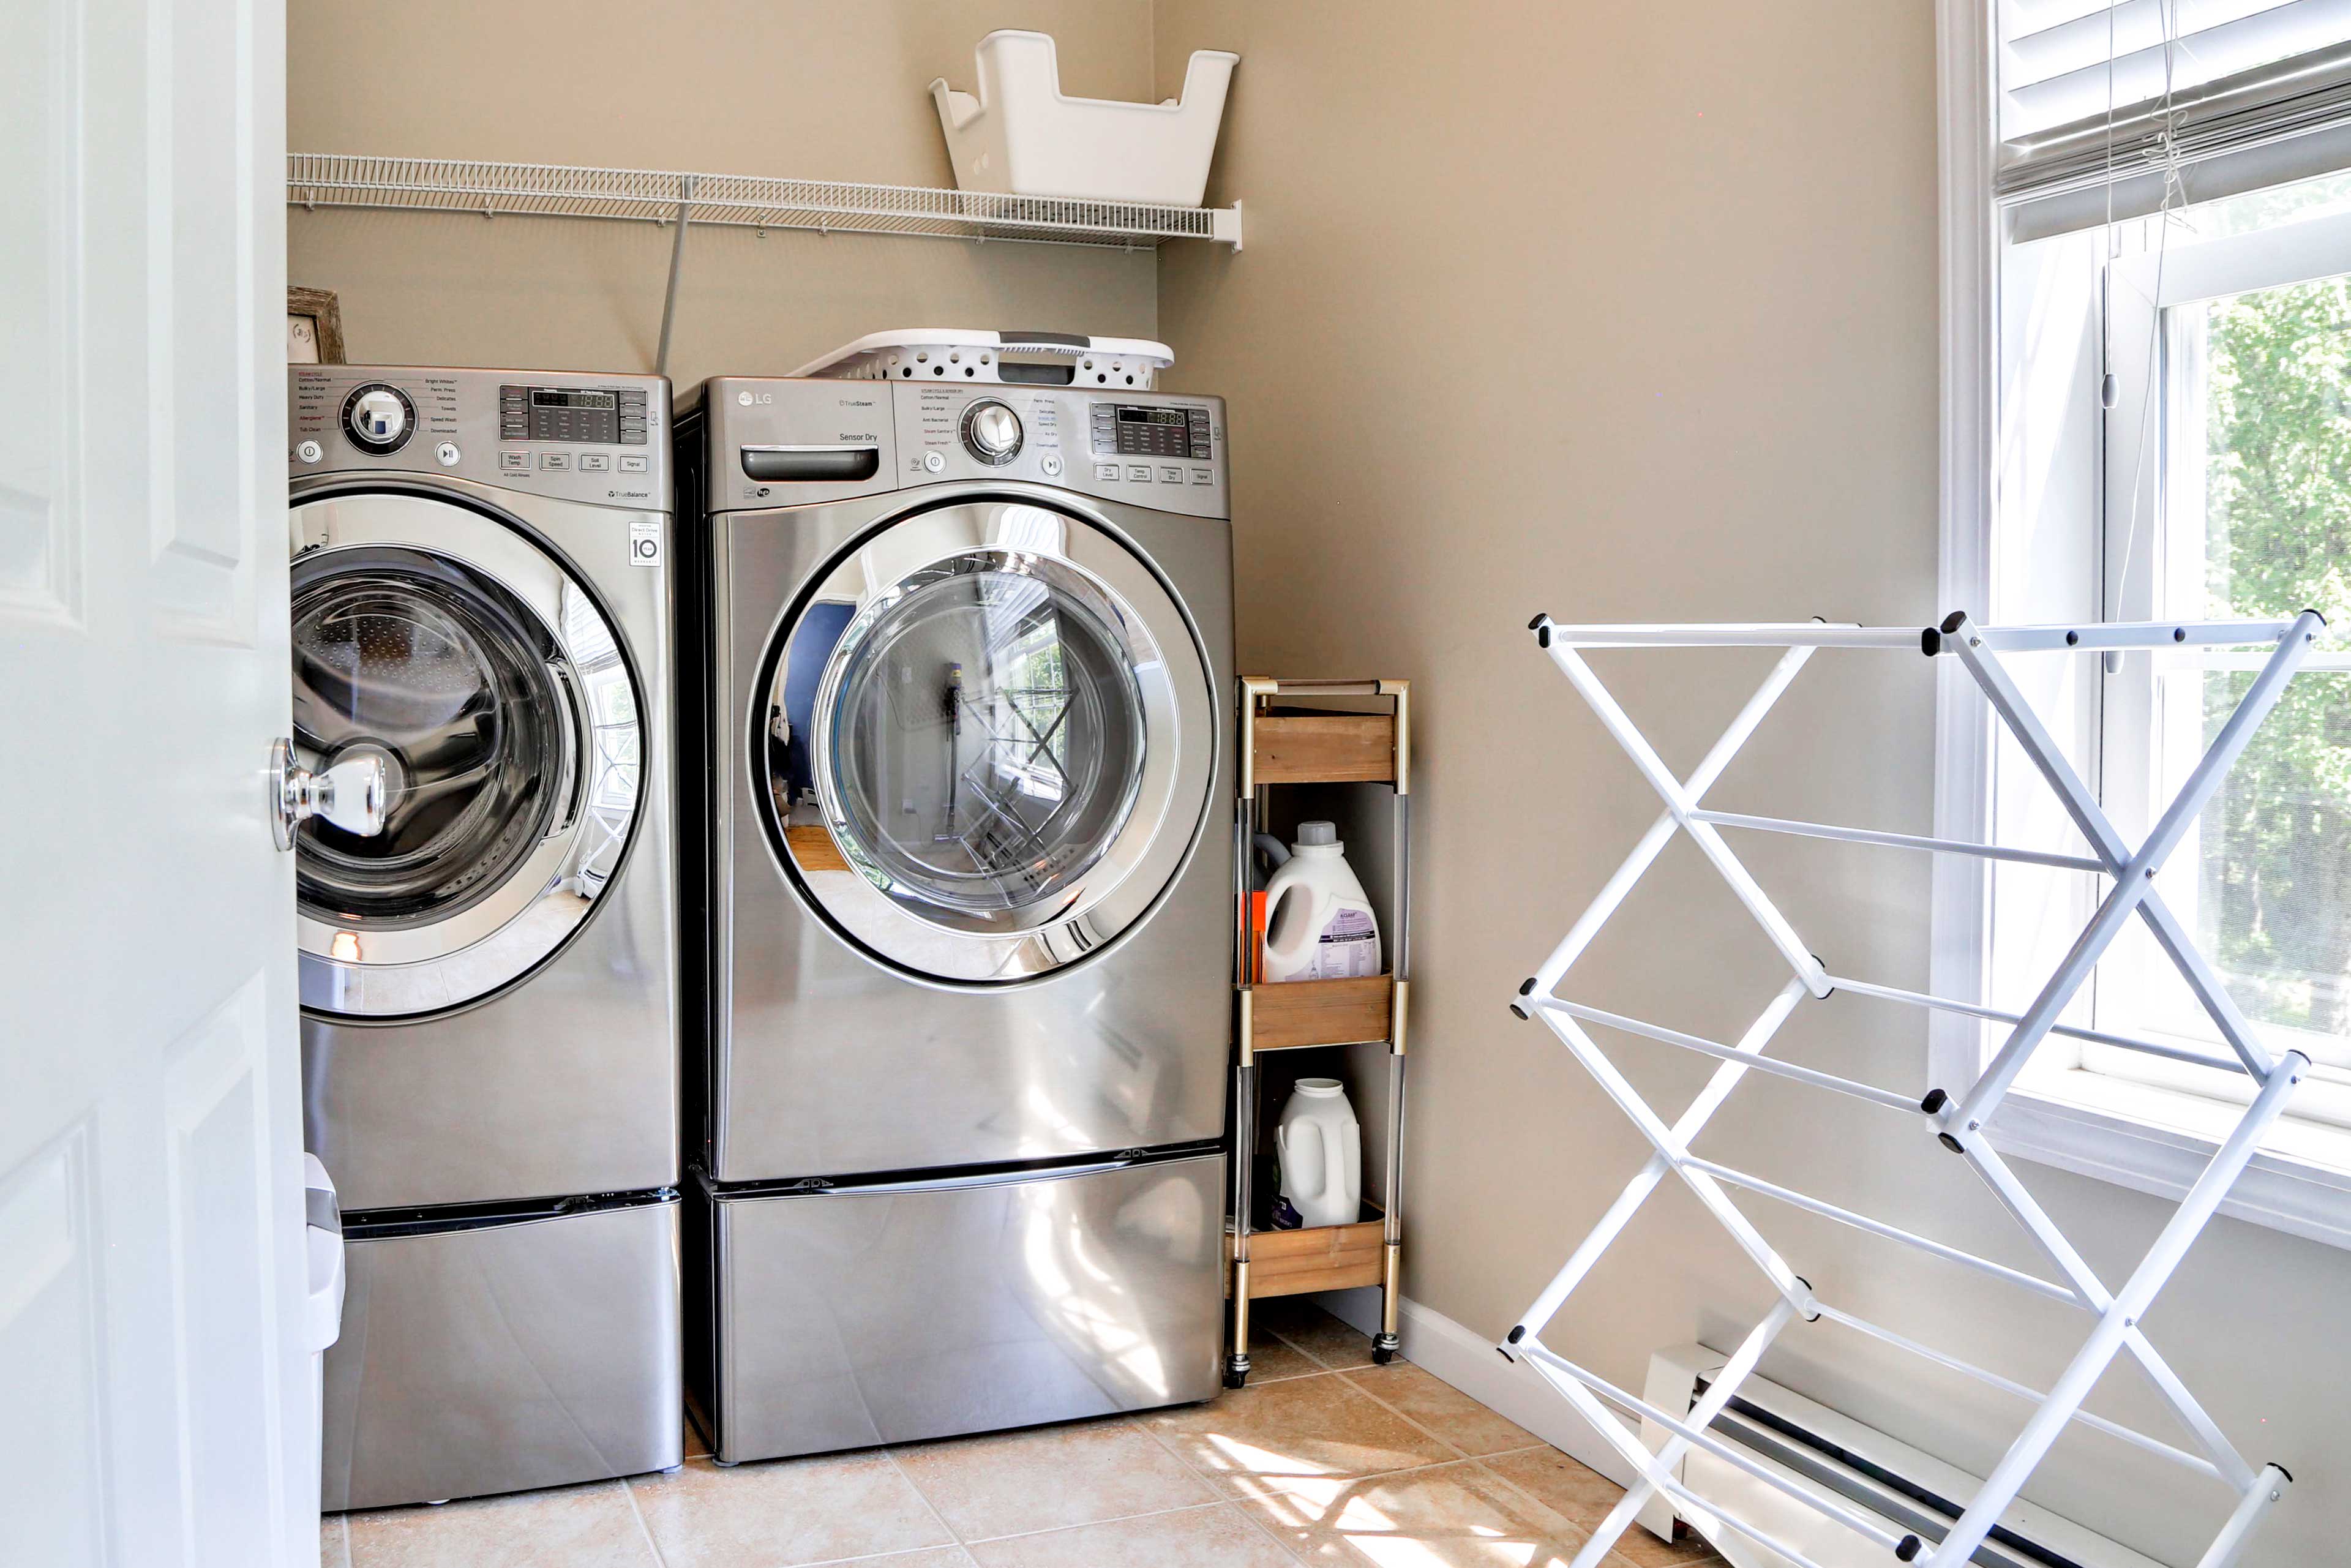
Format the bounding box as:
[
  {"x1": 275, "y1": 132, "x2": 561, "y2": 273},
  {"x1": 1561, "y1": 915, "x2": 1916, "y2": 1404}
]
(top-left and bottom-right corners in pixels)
[{"x1": 1094, "y1": 403, "x2": 1212, "y2": 460}]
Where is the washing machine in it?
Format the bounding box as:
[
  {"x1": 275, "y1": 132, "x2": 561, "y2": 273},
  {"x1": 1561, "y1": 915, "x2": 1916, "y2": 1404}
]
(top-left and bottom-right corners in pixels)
[
  {"x1": 676, "y1": 372, "x2": 1234, "y2": 1464},
  {"x1": 288, "y1": 366, "x2": 682, "y2": 1510}
]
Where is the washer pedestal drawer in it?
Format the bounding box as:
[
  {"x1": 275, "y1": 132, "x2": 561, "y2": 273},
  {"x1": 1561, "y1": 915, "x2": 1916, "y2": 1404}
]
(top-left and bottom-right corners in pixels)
[
  {"x1": 691, "y1": 1153, "x2": 1223, "y2": 1465},
  {"x1": 321, "y1": 1196, "x2": 681, "y2": 1512}
]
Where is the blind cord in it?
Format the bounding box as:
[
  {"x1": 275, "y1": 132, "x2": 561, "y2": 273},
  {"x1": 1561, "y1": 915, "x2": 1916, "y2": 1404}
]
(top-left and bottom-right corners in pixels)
[{"x1": 2110, "y1": 0, "x2": 2188, "y2": 650}]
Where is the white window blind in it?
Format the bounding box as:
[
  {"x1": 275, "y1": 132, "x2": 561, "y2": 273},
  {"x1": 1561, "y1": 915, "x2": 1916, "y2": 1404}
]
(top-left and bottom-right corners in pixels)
[{"x1": 2000, "y1": 0, "x2": 2351, "y2": 238}]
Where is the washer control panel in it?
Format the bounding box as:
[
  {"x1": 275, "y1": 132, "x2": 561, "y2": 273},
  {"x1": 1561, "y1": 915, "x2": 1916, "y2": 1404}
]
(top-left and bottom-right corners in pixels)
[{"x1": 290, "y1": 366, "x2": 670, "y2": 509}]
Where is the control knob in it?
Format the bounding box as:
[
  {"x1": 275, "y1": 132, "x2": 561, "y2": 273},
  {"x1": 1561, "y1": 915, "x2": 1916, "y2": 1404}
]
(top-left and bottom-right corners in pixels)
[
  {"x1": 340, "y1": 385, "x2": 413, "y2": 454},
  {"x1": 960, "y1": 400, "x2": 1022, "y2": 466},
  {"x1": 342, "y1": 383, "x2": 416, "y2": 455}
]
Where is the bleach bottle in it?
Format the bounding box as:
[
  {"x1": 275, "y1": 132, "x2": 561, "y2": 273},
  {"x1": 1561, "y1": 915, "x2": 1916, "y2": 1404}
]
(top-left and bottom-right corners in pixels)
[
  {"x1": 1273, "y1": 1078, "x2": 1362, "y2": 1229},
  {"x1": 1261, "y1": 821, "x2": 1381, "y2": 983}
]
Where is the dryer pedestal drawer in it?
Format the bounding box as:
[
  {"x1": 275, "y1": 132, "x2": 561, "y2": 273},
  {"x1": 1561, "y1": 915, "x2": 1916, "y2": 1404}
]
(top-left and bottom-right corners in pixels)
[
  {"x1": 693, "y1": 1153, "x2": 1223, "y2": 1464},
  {"x1": 321, "y1": 1196, "x2": 681, "y2": 1511}
]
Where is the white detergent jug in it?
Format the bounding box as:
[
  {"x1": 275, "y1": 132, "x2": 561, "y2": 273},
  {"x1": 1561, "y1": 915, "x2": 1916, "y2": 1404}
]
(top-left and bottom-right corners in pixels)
[
  {"x1": 1261, "y1": 822, "x2": 1381, "y2": 983},
  {"x1": 1274, "y1": 1078, "x2": 1362, "y2": 1229}
]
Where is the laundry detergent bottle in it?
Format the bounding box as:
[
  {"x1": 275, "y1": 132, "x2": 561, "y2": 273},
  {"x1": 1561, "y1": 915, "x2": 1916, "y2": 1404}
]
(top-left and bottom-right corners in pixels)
[
  {"x1": 1274, "y1": 1078, "x2": 1363, "y2": 1229},
  {"x1": 1260, "y1": 821, "x2": 1381, "y2": 983}
]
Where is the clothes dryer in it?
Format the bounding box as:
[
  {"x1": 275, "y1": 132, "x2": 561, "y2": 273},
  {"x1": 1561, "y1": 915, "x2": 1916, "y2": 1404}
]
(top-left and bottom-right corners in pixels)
[
  {"x1": 289, "y1": 366, "x2": 681, "y2": 1509},
  {"x1": 677, "y1": 377, "x2": 1233, "y2": 1462}
]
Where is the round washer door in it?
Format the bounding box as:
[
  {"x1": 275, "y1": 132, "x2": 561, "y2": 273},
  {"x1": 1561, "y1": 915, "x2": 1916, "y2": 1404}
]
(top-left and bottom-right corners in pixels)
[
  {"x1": 760, "y1": 498, "x2": 1213, "y2": 983},
  {"x1": 289, "y1": 489, "x2": 644, "y2": 1018}
]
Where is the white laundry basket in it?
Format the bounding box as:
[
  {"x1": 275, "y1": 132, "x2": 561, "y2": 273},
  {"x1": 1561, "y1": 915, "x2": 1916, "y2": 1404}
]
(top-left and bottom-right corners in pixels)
[{"x1": 929, "y1": 30, "x2": 1238, "y2": 207}]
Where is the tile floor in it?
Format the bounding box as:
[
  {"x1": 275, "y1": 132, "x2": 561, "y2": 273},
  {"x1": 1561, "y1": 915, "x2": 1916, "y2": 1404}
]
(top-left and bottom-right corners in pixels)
[{"x1": 320, "y1": 1300, "x2": 1728, "y2": 1568}]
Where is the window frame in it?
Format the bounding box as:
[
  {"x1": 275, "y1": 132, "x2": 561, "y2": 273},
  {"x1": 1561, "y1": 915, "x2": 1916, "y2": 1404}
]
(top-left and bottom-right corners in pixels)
[{"x1": 1937, "y1": 0, "x2": 2351, "y2": 1250}]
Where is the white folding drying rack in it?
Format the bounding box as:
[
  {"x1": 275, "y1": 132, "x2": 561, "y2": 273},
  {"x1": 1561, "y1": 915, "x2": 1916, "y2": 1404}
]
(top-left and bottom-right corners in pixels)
[{"x1": 1504, "y1": 610, "x2": 2325, "y2": 1568}]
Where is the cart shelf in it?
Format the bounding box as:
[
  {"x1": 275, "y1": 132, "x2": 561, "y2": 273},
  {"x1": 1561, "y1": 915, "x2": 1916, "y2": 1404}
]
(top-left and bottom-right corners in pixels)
[
  {"x1": 1232, "y1": 1206, "x2": 1389, "y2": 1299},
  {"x1": 1251, "y1": 711, "x2": 1401, "y2": 787},
  {"x1": 1240, "y1": 974, "x2": 1401, "y2": 1055}
]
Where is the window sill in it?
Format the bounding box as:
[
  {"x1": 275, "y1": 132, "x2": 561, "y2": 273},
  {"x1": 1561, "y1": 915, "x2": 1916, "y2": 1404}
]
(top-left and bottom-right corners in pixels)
[{"x1": 1990, "y1": 1069, "x2": 2351, "y2": 1252}]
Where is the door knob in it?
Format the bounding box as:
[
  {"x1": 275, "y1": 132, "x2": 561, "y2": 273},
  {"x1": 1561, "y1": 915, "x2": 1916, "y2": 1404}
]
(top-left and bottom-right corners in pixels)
[{"x1": 271, "y1": 738, "x2": 388, "y2": 850}]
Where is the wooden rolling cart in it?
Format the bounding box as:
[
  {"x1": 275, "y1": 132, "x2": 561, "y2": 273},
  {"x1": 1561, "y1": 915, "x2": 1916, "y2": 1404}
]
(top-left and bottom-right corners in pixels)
[{"x1": 1226, "y1": 678, "x2": 1411, "y2": 1388}]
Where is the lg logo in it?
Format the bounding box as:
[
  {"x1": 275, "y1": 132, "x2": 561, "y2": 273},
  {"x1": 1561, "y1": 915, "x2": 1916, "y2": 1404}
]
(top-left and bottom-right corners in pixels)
[{"x1": 737, "y1": 390, "x2": 773, "y2": 407}]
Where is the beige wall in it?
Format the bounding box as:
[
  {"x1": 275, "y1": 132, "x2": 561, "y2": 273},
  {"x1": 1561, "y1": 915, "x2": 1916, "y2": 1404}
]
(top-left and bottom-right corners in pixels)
[
  {"x1": 1155, "y1": 2, "x2": 2349, "y2": 1561},
  {"x1": 288, "y1": 1, "x2": 1158, "y2": 381}
]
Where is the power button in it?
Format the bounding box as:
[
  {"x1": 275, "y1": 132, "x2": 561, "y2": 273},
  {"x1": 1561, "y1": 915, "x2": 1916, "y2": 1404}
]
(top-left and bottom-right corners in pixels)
[{"x1": 296, "y1": 440, "x2": 323, "y2": 464}]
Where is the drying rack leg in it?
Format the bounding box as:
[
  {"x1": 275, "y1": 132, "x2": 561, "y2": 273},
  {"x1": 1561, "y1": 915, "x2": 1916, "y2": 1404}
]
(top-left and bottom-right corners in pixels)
[
  {"x1": 2196, "y1": 1465, "x2": 2292, "y2": 1568},
  {"x1": 1567, "y1": 1298, "x2": 1801, "y2": 1568},
  {"x1": 1927, "y1": 1052, "x2": 2305, "y2": 1566}
]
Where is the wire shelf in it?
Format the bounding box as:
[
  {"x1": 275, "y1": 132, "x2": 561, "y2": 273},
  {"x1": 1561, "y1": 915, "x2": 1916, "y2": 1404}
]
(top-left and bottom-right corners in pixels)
[{"x1": 285, "y1": 154, "x2": 1243, "y2": 250}]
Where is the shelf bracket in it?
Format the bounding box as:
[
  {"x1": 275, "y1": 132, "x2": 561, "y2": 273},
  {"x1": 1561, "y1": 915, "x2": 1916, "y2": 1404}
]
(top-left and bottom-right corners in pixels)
[{"x1": 654, "y1": 173, "x2": 696, "y2": 377}]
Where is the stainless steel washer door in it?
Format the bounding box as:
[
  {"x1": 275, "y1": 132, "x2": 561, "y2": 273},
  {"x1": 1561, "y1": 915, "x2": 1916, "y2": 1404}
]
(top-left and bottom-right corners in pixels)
[
  {"x1": 760, "y1": 498, "x2": 1212, "y2": 983},
  {"x1": 290, "y1": 490, "x2": 643, "y2": 1018}
]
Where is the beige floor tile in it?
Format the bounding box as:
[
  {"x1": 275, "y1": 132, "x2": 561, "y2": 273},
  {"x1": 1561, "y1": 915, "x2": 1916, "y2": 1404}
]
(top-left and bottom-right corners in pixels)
[
  {"x1": 629, "y1": 1453, "x2": 953, "y2": 1567},
  {"x1": 343, "y1": 1480, "x2": 658, "y2": 1568},
  {"x1": 1479, "y1": 1450, "x2": 1725, "y2": 1566},
  {"x1": 1342, "y1": 1363, "x2": 1540, "y2": 1457},
  {"x1": 1239, "y1": 1315, "x2": 1327, "y2": 1381},
  {"x1": 318, "y1": 1514, "x2": 348, "y2": 1568},
  {"x1": 891, "y1": 1415, "x2": 1218, "y2": 1540},
  {"x1": 964, "y1": 1503, "x2": 1296, "y2": 1567},
  {"x1": 1143, "y1": 1371, "x2": 1458, "y2": 1494},
  {"x1": 1268, "y1": 1308, "x2": 1379, "y2": 1370},
  {"x1": 834, "y1": 1551, "x2": 979, "y2": 1566},
  {"x1": 683, "y1": 1404, "x2": 711, "y2": 1460},
  {"x1": 1237, "y1": 1458, "x2": 1611, "y2": 1567}
]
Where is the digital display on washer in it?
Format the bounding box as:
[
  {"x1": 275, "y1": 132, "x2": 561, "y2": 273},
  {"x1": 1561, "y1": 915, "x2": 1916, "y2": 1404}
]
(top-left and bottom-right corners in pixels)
[
  {"x1": 1094, "y1": 403, "x2": 1212, "y2": 460},
  {"x1": 501, "y1": 384, "x2": 651, "y2": 445},
  {"x1": 535, "y1": 389, "x2": 618, "y2": 411}
]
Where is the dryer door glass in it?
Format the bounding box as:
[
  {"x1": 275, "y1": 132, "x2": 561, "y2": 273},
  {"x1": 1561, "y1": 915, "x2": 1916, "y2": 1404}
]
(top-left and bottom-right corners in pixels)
[
  {"x1": 823, "y1": 552, "x2": 1146, "y2": 915},
  {"x1": 762, "y1": 497, "x2": 1215, "y2": 984},
  {"x1": 291, "y1": 547, "x2": 564, "y2": 924}
]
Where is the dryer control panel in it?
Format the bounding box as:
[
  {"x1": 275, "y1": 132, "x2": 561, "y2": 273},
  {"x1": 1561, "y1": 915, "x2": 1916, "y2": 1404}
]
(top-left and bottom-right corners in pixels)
[
  {"x1": 697, "y1": 378, "x2": 1228, "y2": 519},
  {"x1": 290, "y1": 366, "x2": 671, "y2": 511}
]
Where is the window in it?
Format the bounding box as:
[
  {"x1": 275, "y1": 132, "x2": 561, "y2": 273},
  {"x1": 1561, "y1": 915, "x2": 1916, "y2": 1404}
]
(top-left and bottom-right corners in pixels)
[{"x1": 1943, "y1": 2, "x2": 2351, "y2": 1242}]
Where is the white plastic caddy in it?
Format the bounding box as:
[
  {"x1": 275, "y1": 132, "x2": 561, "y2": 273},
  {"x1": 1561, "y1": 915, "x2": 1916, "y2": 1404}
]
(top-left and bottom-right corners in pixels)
[
  {"x1": 1505, "y1": 609, "x2": 2322, "y2": 1568},
  {"x1": 929, "y1": 30, "x2": 1237, "y2": 207}
]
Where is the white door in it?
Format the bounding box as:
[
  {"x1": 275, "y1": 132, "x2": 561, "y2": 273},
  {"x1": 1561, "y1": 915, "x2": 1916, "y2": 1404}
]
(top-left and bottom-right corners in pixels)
[{"x1": 2, "y1": 2, "x2": 312, "y2": 1566}]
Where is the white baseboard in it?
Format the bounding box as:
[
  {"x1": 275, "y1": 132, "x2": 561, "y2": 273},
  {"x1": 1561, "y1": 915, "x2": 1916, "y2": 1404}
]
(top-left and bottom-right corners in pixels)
[{"x1": 1309, "y1": 1288, "x2": 1641, "y2": 1491}]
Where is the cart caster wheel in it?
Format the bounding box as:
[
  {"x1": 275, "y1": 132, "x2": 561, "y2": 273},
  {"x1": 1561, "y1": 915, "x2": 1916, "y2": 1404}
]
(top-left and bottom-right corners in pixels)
[
  {"x1": 1223, "y1": 1367, "x2": 1249, "y2": 1389},
  {"x1": 1372, "y1": 1345, "x2": 1398, "y2": 1365}
]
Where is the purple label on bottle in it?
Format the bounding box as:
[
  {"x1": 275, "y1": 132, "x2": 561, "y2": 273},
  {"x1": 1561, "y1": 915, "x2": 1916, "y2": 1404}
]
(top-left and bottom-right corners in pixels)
[{"x1": 1317, "y1": 908, "x2": 1378, "y2": 978}]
